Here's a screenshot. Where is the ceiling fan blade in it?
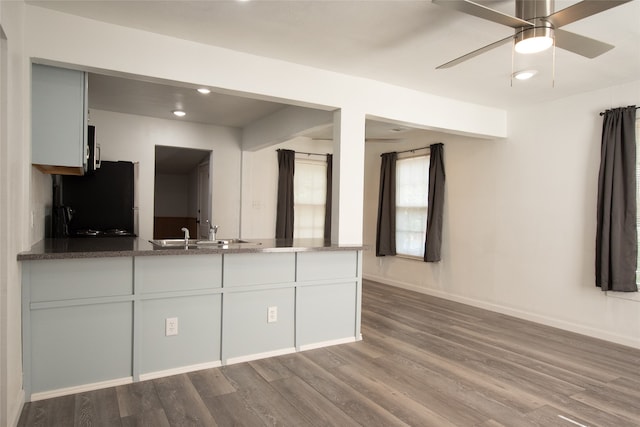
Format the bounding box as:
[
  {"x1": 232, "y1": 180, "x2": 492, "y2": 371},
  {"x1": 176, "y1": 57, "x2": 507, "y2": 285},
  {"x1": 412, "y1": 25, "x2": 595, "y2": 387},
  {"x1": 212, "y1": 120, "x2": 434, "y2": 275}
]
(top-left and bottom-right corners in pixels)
[
  {"x1": 436, "y1": 35, "x2": 513, "y2": 69},
  {"x1": 554, "y1": 29, "x2": 615, "y2": 58},
  {"x1": 547, "y1": 0, "x2": 633, "y2": 28},
  {"x1": 432, "y1": 0, "x2": 532, "y2": 28}
]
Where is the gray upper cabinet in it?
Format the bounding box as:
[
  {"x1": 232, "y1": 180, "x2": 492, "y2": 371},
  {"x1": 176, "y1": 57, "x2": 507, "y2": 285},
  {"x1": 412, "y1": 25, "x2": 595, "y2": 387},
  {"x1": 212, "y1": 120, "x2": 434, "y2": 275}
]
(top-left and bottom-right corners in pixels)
[{"x1": 31, "y1": 63, "x2": 87, "y2": 175}]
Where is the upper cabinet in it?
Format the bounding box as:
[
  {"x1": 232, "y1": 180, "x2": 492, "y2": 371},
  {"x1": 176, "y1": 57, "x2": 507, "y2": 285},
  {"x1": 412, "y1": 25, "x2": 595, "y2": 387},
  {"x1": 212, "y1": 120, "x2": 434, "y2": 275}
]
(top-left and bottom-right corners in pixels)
[{"x1": 32, "y1": 63, "x2": 88, "y2": 176}]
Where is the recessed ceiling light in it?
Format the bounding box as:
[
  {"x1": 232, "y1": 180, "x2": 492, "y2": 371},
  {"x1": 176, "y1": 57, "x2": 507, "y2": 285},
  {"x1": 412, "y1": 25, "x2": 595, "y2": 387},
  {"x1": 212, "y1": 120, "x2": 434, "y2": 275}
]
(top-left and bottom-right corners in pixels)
[
  {"x1": 197, "y1": 88, "x2": 211, "y2": 94},
  {"x1": 172, "y1": 110, "x2": 186, "y2": 117},
  {"x1": 513, "y1": 70, "x2": 538, "y2": 80}
]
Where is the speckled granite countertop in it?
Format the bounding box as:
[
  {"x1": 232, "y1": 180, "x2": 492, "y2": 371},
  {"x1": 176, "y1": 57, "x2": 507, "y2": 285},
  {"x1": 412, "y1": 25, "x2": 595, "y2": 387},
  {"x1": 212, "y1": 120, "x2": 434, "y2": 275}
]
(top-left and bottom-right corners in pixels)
[{"x1": 17, "y1": 237, "x2": 364, "y2": 261}]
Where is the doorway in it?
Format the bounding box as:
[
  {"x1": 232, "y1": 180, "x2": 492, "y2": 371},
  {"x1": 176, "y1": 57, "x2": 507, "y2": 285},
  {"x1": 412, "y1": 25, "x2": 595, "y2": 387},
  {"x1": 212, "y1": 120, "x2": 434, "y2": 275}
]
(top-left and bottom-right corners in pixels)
[
  {"x1": 197, "y1": 162, "x2": 210, "y2": 240},
  {"x1": 153, "y1": 146, "x2": 212, "y2": 239}
]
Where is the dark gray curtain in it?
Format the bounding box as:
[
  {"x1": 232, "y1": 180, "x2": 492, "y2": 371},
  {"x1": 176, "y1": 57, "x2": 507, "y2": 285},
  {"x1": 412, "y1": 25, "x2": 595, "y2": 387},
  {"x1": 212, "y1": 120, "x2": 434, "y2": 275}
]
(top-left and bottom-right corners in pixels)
[
  {"x1": 376, "y1": 152, "x2": 397, "y2": 256},
  {"x1": 424, "y1": 143, "x2": 446, "y2": 262},
  {"x1": 275, "y1": 149, "x2": 295, "y2": 240},
  {"x1": 596, "y1": 106, "x2": 637, "y2": 292},
  {"x1": 324, "y1": 154, "x2": 332, "y2": 241}
]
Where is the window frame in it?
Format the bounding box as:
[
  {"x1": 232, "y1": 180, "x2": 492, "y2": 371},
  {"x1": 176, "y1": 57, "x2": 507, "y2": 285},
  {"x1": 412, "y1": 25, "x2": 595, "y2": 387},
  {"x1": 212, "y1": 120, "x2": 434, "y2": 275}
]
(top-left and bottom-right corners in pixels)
[
  {"x1": 395, "y1": 153, "x2": 430, "y2": 260},
  {"x1": 293, "y1": 156, "x2": 327, "y2": 239}
]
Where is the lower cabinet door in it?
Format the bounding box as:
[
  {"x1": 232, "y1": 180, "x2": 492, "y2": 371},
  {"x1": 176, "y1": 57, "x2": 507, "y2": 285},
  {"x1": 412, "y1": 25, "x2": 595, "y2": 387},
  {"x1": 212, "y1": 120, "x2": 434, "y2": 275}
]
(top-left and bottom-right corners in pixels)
[
  {"x1": 139, "y1": 294, "x2": 222, "y2": 376},
  {"x1": 222, "y1": 288, "x2": 295, "y2": 363},
  {"x1": 30, "y1": 302, "x2": 133, "y2": 394},
  {"x1": 296, "y1": 282, "x2": 357, "y2": 348}
]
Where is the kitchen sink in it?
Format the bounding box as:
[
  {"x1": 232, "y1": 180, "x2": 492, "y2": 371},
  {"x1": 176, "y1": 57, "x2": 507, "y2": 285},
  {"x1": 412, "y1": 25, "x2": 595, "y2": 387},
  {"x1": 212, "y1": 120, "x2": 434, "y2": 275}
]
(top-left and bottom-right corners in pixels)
[
  {"x1": 150, "y1": 239, "x2": 197, "y2": 247},
  {"x1": 149, "y1": 238, "x2": 261, "y2": 248},
  {"x1": 208, "y1": 239, "x2": 250, "y2": 245}
]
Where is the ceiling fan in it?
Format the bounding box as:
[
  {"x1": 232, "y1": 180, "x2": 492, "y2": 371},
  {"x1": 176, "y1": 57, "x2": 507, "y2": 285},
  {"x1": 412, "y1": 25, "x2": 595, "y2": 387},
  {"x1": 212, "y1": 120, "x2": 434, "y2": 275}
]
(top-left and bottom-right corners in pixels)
[{"x1": 433, "y1": 0, "x2": 632, "y2": 69}]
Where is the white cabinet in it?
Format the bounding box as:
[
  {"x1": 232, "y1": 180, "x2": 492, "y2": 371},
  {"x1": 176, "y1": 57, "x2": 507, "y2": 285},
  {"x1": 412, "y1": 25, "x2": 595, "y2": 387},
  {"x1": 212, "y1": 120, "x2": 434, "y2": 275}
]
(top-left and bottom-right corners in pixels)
[{"x1": 31, "y1": 63, "x2": 88, "y2": 175}]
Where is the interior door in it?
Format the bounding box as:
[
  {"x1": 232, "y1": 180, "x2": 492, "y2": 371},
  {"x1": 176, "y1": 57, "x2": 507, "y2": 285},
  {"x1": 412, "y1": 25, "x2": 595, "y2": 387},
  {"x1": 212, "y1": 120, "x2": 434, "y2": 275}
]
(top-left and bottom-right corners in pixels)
[{"x1": 197, "y1": 161, "x2": 210, "y2": 239}]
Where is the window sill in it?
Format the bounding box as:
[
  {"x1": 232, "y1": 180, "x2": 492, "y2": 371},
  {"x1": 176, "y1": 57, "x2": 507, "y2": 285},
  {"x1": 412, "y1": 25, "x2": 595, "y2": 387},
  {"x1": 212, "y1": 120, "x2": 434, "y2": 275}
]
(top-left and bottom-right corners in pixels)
[{"x1": 395, "y1": 254, "x2": 424, "y2": 262}]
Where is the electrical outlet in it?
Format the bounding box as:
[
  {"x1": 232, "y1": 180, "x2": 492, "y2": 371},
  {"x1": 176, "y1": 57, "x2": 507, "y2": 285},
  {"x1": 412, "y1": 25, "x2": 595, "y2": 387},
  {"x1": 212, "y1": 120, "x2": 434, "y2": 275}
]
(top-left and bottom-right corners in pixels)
[
  {"x1": 267, "y1": 306, "x2": 278, "y2": 323},
  {"x1": 165, "y1": 317, "x2": 178, "y2": 336}
]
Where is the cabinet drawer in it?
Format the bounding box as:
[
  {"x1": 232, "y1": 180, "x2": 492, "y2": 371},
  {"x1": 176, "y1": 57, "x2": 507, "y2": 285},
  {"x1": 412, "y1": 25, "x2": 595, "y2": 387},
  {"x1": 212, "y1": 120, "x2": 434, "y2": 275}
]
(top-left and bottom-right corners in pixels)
[
  {"x1": 135, "y1": 254, "x2": 222, "y2": 293},
  {"x1": 296, "y1": 251, "x2": 357, "y2": 281},
  {"x1": 223, "y1": 253, "x2": 295, "y2": 287},
  {"x1": 27, "y1": 257, "x2": 132, "y2": 303}
]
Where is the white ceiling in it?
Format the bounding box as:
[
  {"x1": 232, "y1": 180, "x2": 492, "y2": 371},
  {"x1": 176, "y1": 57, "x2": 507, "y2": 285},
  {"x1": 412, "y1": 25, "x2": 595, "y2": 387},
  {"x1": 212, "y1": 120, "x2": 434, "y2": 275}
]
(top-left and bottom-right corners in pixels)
[
  {"x1": 88, "y1": 73, "x2": 287, "y2": 128},
  {"x1": 31, "y1": 0, "x2": 640, "y2": 132}
]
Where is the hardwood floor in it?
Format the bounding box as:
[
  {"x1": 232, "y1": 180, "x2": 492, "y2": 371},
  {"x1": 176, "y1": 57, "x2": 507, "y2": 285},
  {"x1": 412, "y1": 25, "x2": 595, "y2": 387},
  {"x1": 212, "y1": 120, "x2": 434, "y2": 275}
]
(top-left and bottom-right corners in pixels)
[{"x1": 18, "y1": 280, "x2": 640, "y2": 426}]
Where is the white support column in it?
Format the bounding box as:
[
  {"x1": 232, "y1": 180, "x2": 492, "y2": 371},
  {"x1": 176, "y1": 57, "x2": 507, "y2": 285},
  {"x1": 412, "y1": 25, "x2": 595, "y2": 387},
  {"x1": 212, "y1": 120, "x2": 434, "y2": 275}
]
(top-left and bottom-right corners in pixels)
[{"x1": 331, "y1": 109, "x2": 365, "y2": 245}]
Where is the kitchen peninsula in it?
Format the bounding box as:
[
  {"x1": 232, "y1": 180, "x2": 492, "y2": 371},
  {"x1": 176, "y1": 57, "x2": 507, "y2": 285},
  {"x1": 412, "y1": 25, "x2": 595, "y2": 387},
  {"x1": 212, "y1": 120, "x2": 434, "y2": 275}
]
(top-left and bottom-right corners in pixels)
[{"x1": 19, "y1": 238, "x2": 363, "y2": 402}]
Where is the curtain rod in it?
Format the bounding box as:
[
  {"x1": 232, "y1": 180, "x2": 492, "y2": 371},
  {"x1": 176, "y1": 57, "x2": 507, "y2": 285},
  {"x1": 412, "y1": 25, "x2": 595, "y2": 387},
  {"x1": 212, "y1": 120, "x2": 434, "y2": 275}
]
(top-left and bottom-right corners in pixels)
[
  {"x1": 395, "y1": 146, "x2": 430, "y2": 155},
  {"x1": 379, "y1": 146, "x2": 431, "y2": 157},
  {"x1": 599, "y1": 106, "x2": 639, "y2": 116},
  {"x1": 276, "y1": 149, "x2": 329, "y2": 157}
]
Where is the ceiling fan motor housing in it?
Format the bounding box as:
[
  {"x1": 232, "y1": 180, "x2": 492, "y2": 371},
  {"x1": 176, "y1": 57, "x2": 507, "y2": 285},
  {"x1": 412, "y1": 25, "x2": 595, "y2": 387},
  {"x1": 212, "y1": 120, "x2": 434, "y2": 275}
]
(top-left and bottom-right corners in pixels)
[
  {"x1": 515, "y1": 0, "x2": 553, "y2": 21},
  {"x1": 514, "y1": 0, "x2": 554, "y2": 51}
]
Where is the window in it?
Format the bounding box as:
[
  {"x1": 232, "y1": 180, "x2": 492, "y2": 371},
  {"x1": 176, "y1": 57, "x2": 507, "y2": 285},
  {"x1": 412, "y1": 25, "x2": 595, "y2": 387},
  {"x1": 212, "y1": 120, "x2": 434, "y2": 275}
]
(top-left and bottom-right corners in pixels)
[
  {"x1": 294, "y1": 158, "x2": 327, "y2": 239},
  {"x1": 396, "y1": 155, "x2": 429, "y2": 257}
]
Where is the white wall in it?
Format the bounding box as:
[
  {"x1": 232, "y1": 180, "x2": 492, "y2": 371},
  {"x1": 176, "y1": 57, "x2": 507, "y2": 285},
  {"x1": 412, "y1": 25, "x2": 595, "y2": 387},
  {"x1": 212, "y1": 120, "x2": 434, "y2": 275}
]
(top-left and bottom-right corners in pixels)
[
  {"x1": 0, "y1": 1, "x2": 29, "y2": 425},
  {"x1": 241, "y1": 137, "x2": 333, "y2": 239},
  {"x1": 363, "y1": 80, "x2": 640, "y2": 349},
  {"x1": 89, "y1": 109, "x2": 241, "y2": 241}
]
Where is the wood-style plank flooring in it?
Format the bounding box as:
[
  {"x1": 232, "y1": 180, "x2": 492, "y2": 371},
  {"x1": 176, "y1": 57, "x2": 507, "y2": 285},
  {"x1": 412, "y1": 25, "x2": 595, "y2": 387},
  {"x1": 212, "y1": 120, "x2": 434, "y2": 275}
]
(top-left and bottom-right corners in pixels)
[{"x1": 18, "y1": 280, "x2": 640, "y2": 426}]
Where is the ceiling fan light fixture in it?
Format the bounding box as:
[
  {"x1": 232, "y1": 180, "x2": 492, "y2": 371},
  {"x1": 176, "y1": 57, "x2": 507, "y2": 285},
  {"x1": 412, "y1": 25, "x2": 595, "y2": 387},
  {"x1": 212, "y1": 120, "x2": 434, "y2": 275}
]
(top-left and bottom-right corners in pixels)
[
  {"x1": 513, "y1": 69, "x2": 538, "y2": 80},
  {"x1": 515, "y1": 36, "x2": 553, "y2": 53},
  {"x1": 515, "y1": 26, "x2": 554, "y2": 54}
]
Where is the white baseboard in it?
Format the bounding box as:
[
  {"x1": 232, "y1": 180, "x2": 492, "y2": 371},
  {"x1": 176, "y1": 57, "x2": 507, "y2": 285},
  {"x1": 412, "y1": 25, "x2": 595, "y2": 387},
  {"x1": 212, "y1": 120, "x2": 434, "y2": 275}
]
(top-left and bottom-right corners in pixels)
[
  {"x1": 30, "y1": 377, "x2": 133, "y2": 402},
  {"x1": 225, "y1": 347, "x2": 297, "y2": 365},
  {"x1": 298, "y1": 336, "x2": 357, "y2": 352},
  {"x1": 9, "y1": 388, "x2": 25, "y2": 427},
  {"x1": 363, "y1": 273, "x2": 640, "y2": 350},
  {"x1": 138, "y1": 360, "x2": 222, "y2": 382}
]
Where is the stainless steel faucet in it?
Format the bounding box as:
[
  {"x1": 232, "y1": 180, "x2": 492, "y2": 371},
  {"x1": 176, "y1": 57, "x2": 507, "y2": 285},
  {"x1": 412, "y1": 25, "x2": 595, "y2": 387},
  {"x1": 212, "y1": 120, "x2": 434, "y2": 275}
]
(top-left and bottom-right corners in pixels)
[
  {"x1": 207, "y1": 221, "x2": 219, "y2": 241},
  {"x1": 181, "y1": 227, "x2": 190, "y2": 245}
]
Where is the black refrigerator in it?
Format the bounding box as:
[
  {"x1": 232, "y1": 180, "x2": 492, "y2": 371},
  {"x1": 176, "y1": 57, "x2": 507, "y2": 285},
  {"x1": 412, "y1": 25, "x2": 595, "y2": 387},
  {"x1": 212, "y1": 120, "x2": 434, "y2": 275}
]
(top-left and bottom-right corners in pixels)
[{"x1": 56, "y1": 160, "x2": 135, "y2": 237}]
